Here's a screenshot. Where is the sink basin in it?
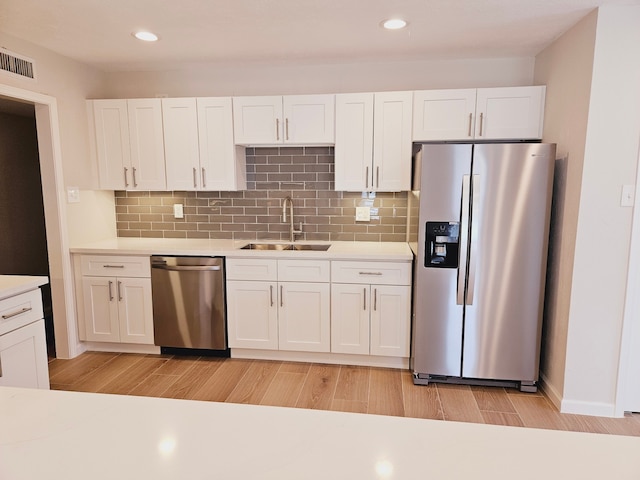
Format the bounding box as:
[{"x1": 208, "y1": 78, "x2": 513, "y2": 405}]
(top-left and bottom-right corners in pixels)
[{"x1": 240, "y1": 243, "x2": 330, "y2": 251}]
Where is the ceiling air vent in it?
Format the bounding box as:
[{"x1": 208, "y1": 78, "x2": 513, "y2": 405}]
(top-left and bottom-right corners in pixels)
[{"x1": 0, "y1": 48, "x2": 36, "y2": 81}]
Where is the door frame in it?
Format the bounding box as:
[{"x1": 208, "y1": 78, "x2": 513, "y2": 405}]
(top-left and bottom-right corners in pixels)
[
  {"x1": 0, "y1": 83, "x2": 80, "y2": 359},
  {"x1": 616, "y1": 139, "x2": 640, "y2": 415}
]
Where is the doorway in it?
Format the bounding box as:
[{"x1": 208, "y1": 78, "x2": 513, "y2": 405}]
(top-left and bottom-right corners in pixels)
[
  {"x1": 0, "y1": 84, "x2": 79, "y2": 360},
  {"x1": 0, "y1": 100, "x2": 54, "y2": 355}
]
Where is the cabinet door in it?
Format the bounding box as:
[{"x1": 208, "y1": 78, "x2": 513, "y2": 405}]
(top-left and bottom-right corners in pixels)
[
  {"x1": 334, "y1": 93, "x2": 374, "y2": 191},
  {"x1": 197, "y1": 97, "x2": 246, "y2": 191},
  {"x1": 226, "y1": 281, "x2": 278, "y2": 349},
  {"x1": 0, "y1": 319, "x2": 49, "y2": 389},
  {"x1": 370, "y1": 285, "x2": 410, "y2": 357},
  {"x1": 163, "y1": 97, "x2": 201, "y2": 191},
  {"x1": 373, "y1": 91, "x2": 413, "y2": 191},
  {"x1": 233, "y1": 96, "x2": 283, "y2": 145},
  {"x1": 117, "y1": 277, "x2": 154, "y2": 345},
  {"x1": 92, "y1": 99, "x2": 130, "y2": 189},
  {"x1": 331, "y1": 284, "x2": 369, "y2": 355},
  {"x1": 283, "y1": 94, "x2": 334, "y2": 144},
  {"x1": 412, "y1": 89, "x2": 477, "y2": 141},
  {"x1": 81, "y1": 277, "x2": 120, "y2": 342},
  {"x1": 278, "y1": 282, "x2": 330, "y2": 352},
  {"x1": 127, "y1": 98, "x2": 166, "y2": 190},
  {"x1": 475, "y1": 86, "x2": 545, "y2": 140}
]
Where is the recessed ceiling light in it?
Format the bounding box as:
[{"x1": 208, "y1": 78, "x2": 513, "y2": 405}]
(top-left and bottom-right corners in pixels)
[
  {"x1": 381, "y1": 18, "x2": 407, "y2": 30},
  {"x1": 133, "y1": 31, "x2": 159, "y2": 42}
]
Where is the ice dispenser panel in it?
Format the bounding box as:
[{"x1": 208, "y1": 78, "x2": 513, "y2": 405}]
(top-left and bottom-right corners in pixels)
[{"x1": 425, "y1": 222, "x2": 460, "y2": 268}]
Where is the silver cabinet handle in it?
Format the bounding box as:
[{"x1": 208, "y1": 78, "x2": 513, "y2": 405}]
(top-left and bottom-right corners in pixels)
[
  {"x1": 1, "y1": 306, "x2": 32, "y2": 320},
  {"x1": 202, "y1": 167, "x2": 207, "y2": 188},
  {"x1": 358, "y1": 271, "x2": 382, "y2": 276},
  {"x1": 280, "y1": 285, "x2": 283, "y2": 307},
  {"x1": 124, "y1": 167, "x2": 129, "y2": 187},
  {"x1": 276, "y1": 118, "x2": 280, "y2": 141},
  {"x1": 366, "y1": 166, "x2": 369, "y2": 189},
  {"x1": 373, "y1": 288, "x2": 377, "y2": 311},
  {"x1": 363, "y1": 288, "x2": 367, "y2": 310},
  {"x1": 193, "y1": 167, "x2": 198, "y2": 188},
  {"x1": 376, "y1": 166, "x2": 380, "y2": 189},
  {"x1": 285, "y1": 118, "x2": 289, "y2": 140},
  {"x1": 117, "y1": 281, "x2": 123, "y2": 301},
  {"x1": 457, "y1": 175, "x2": 471, "y2": 305},
  {"x1": 468, "y1": 113, "x2": 473, "y2": 137},
  {"x1": 270, "y1": 285, "x2": 274, "y2": 307},
  {"x1": 103, "y1": 264, "x2": 125, "y2": 269},
  {"x1": 132, "y1": 167, "x2": 138, "y2": 187},
  {"x1": 0, "y1": 357, "x2": 3, "y2": 377},
  {"x1": 478, "y1": 112, "x2": 484, "y2": 136},
  {"x1": 108, "y1": 281, "x2": 114, "y2": 301}
]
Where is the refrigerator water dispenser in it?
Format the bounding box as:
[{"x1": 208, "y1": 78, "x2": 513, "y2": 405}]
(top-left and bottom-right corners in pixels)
[{"x1": 425, "y1": 222, "x2": 460, "y2": 268}]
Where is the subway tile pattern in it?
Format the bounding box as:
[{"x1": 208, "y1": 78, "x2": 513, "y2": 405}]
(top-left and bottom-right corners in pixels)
[{"x1": 115, "y1": 147, "x2": 408, "y2": 242}]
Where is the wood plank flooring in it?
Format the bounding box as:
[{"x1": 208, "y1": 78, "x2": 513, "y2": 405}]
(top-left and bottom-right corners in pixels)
[{"x1": 48, "y1": 352, "x2": 640, "y2": 436}]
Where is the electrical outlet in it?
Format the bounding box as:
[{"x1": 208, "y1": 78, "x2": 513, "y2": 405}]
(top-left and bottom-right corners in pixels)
[
  {"x1": 355, "y1": 207, "x2": 371, "y2": 222},
  {"x1": 173, "y1": 203, "x2": 184, "y2": 219},
  {"x1": 66, "y1": 187, "x2": 80, "y2": 203}
]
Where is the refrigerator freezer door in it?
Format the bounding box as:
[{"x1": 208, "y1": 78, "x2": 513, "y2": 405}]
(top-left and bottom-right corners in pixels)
[
  {"x1": 461, "y1": 143, "x2": 555, "y2": 382},
  {"x1": 412, "y1": 144, "x2": 472, "y2": 377}
]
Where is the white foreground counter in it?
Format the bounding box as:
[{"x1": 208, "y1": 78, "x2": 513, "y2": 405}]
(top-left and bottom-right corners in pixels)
[{"x1": 1, "y1": 387, "x2": 639, "y2": 479}]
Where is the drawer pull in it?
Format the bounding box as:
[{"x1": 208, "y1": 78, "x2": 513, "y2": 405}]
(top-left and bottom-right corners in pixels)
[
  {"x1": 108, "y1": 281, "x2": 114, "y2": 301},
  {"x1": 103, "y1": 265, "x2": 125, "y2": 269},
  {"x1": 358, "y1": 271, "x2": 383, "y2": 276},
  {"x1": 2, "y1": 307, "x2": 33, "y2": 320}
]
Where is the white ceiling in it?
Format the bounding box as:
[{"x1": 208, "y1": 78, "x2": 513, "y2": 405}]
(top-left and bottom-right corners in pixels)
[{"x1": 0, "y1": 0, "x2": 639, "y2": 72}]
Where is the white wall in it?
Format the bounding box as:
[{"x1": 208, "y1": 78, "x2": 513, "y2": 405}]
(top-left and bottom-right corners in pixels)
[
  {"x1": 535, "y1": 5, "x2": 640, "y2": 416},
  {"x1": 104, "y1": 57, "x2": 535, "y2": 98},
  {"x1": 563, "y1": 5, "x2": 640, "y2": 416},
  {"x1": 533, "y1": 10, "x2": 598, "y2": 409},
  {"x1": 0, "y1": 32, "x2": 116, "y2": 246}
]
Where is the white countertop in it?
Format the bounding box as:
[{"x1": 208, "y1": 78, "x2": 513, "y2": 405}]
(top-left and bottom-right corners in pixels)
[
  {"x1": 0, "y1": 275, "x2": 48, "y2": 301},
  {"x1": 1, "y1": 386, "x2": 639, "y2": 480},
  {"x1": 69, "y1": 238, "x2": 413, "y2": 261}
]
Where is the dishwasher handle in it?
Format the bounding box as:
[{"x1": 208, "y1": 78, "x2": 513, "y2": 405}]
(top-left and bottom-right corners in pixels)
[{"x1": 152, "y1": 264, "x2": 221, "y2": 272}]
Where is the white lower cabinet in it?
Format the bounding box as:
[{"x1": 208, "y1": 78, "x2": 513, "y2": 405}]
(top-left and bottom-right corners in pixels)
[
  {"x1": 0, "y1": 288, "x2": 49, "y2": 389},
  {"x1": 226, "y1": 258, "x2": 330, "y2": 352},
  {"x1": 331, "y1": 261, "x2": 411, "y2": 358},
  {"x1": 78, "y1": 255, "x2": 154, "y2": 345}
]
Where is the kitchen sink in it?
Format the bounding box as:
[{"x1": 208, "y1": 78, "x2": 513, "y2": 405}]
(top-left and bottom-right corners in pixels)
[{"x1": 240, "y1": 243, "x2": 331, "y2": 251}]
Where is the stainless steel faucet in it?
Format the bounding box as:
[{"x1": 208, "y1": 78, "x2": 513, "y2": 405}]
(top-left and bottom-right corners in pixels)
[{"x1": 282, "y1": 196, "x2": 302, "y2": 242}]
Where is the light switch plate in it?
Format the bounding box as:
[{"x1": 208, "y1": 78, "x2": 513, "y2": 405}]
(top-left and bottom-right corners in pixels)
[
  {"x1": 173, "y1": 203, "x2": 184, "y2": 219},
  {"x1": 621, "y1": 185, "x2": 635, "y2": 207},
  {"x1": 67, "y1": 187, "x2": 80, "y2": 203},
  {"x1": 355, "y1": 207, "x2": 371, "y2": 222}
]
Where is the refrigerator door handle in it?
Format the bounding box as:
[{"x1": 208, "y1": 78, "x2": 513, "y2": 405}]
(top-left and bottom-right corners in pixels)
[
  {"x1": 466, "y1": 174, "x2": 480, "y2": 305},
  {"x1": 457, "y1": 174, "x2": 471, "y2": 305}
]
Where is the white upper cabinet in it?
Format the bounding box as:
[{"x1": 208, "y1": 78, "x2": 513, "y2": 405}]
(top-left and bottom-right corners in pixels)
[
  {"x1": 91, "y1": 98, "x2": 166, "y2": 190},
  {"x1": 413, "y1": 86, "x2": 545, "y2": 141},
  {"x1": 474, "y1": 86, "x2": 545, "y2": 140},
  {"x1": 412, "y1": 89, "x2": 477, "y2": 141},
  {"x1": 335, "y1": 91, "x2": 412, "y2": 192},
  {"x1": 233, "y1": 94, "x2": 334, "y2": 145},
  {"x1": 163, "y1": 97, "x2": 246, "y2": 191}
]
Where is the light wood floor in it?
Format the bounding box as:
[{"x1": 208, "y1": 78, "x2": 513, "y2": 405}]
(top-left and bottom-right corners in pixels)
[{"x1": 48, "y1": 352, "x2": 640, "y2": 436}]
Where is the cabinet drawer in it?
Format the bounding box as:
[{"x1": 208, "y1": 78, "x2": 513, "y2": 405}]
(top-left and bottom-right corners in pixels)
[
  {"x1": 278, "y1": 260, "x2": 330, "y2": 282},
  {"x1": 331, "y1": 261, "x2": 411, "y2": 286},
  {"x1": 80, "y1": 255, "x2": 151, "y2": 278},
  {"x1": 227, "y1": 258, "x2": 278, "y2": 281},
  {"x1": 0, "y1": 289, "x2": 43, "y2": 336}
]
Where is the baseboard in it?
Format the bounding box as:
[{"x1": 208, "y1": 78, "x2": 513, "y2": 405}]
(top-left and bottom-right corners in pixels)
[
  {"x1": 538, "y1": 372, "x2": 562, "y2": 410},
  {"x1": 82, "y1": 342, "x2": 161, "y2": 355},
  {"x1": 560, "y1": 399, "x2": 618, "y2": 418},
  {"x1": 231, "y1": 349, "x2": 409, "y2": 369}
]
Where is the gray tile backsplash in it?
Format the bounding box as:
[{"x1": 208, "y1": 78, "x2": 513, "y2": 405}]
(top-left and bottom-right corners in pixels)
[{"x1": 115, "y1": 146, "x2": 408, "y2": 242}]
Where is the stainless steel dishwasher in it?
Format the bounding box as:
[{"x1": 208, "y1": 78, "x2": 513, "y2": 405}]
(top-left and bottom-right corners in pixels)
[{"x1": 150, "y1": 256, "x2": 227, "y2": 352}]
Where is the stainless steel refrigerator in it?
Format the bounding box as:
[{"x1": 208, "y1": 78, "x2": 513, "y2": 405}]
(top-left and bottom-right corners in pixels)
[{"x1": 409, "y1": 143, "x2": 555, "y2": 392}]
